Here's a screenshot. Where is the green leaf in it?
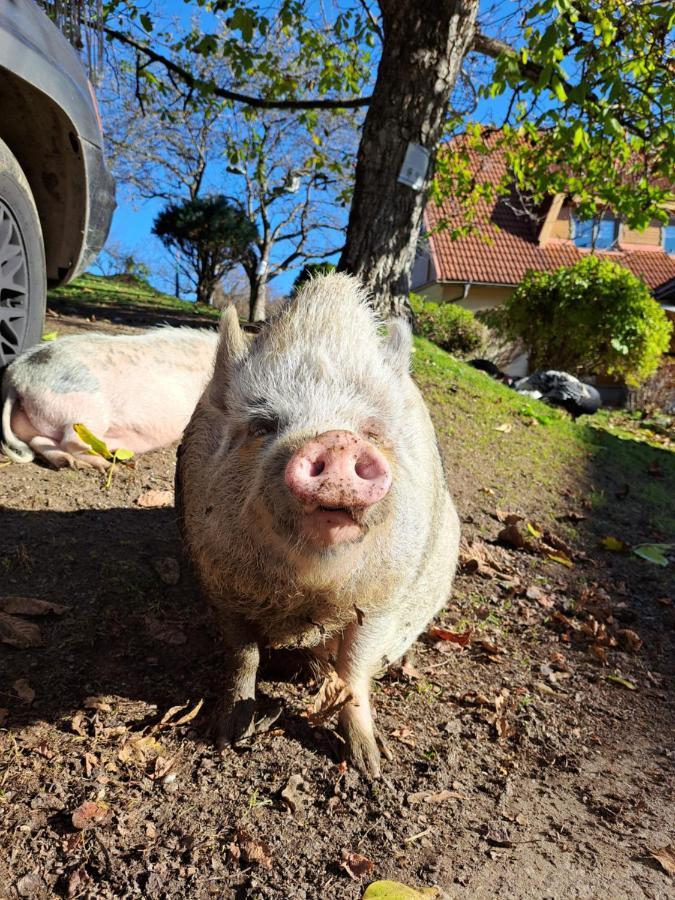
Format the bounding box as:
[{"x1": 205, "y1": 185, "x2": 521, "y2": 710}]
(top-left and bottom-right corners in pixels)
[
  {"x1": 139, "y1": 13, "x2": 152, "y2": 32},
  {"x1": 632, "y1": 543, "x2": 672, "y2": 566},
  {"x1": 113, "y1": 448, "x2": 135, "y2": 462},
  {"x1": 600, "y1": 536, "x2": 631, "y2": 552},
  {"x1": 362, "y1": 882, "x2": 440, "y2": 900},
  {"x1": 41, "y1": 331, "x2": 58, "y2": 341},
  {"x1": 73, "y1": 424, "x2": 113, "y2": 461}
]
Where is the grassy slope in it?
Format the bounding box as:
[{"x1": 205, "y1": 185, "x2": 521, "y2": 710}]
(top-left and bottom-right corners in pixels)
[{"x1": 49, "y1": 275, "x2": 675, "y2": 536}]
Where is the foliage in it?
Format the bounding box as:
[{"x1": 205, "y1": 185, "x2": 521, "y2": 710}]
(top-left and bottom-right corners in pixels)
[
  {"x1": 410, "y1": 293, "x2": 486, "y2": 357},
  {"x1": 484, "y1": 256, "x2": 672, "y2": 385},
  {"x1": 290, "y1": 262, "x2": 336, "y2": 296},
  {"x1": 152, "y1": 196, "x2": 258, "y2": 304}
]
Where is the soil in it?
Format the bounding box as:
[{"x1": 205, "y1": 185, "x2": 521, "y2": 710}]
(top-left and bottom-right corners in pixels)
[{"x1": 1, "y1": 307, "x2": 674, "y2": 899}]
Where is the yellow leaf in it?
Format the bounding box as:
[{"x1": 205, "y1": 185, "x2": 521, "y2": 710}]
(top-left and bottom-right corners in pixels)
[
  {"x1": 600, "y1": 536, "x2": 630, "y2": 552},
  {"x1": 362, "y1": 882, "x2": 440, "y2": 900},
  {"x1": 526, "y1": 522, "x2": 542, "y2": 538},
  {"x1": 606, "y1": 674, "x2": 637, "y2": 691},
  {"x1": 41, "y1": 331, "x2": 58, "y2": 341},
  {"x1": 547, "y1": 553, "x2": 574, "y2": 568},
  {"x1": 73, "y1": 423, "x2": 113, "y2": 460},
  {"x1": 113, "y1": 448, "x2": 135, "y2": 462}
]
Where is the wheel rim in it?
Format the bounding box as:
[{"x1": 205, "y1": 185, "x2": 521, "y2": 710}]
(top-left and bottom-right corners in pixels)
[{"x1": 0, "y1": 198, "x2": 30, "y2": 368}]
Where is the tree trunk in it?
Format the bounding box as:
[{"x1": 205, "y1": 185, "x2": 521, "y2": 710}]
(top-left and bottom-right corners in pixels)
[
  {"x1": 338, "y1": 0, "x2": 479, "y2": 317},
  {"x1": 249, "y1": 275, "x2": 268, "y2": 322}
]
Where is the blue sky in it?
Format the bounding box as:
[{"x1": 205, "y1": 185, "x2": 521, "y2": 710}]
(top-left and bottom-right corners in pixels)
[{"x1": 99, "y1": 0, "x2": 512, "y2": 299}]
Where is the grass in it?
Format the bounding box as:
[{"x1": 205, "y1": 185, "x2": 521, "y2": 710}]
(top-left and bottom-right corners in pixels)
[
  {"x1": 49, "y1": 275, "x2": 675, "y2": 536},
  {"x1": 47, "y1": 273, "x2": 220, "y2": 320}
]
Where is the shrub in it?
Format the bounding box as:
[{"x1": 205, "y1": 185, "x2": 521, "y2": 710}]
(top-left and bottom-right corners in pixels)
[
  {"x1": 410, "y1": 294, "x2": 486, "y2": 356},
  {"x1": 485, "y1": 256, "x2": 672, "y2": 385}
]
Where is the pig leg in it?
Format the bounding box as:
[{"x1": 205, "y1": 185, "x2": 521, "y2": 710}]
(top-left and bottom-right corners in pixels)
[
  {"x1": 210, "y1": 612, "x2": 267, "y2": 749},
  {"x1": 335, "y1": 621, "x2": 384, "y2": 778},
  {"x1": 59, "y1": 425, "x2": 111, "y2": 470},
  {"x1": 28, "y1": 435, "x2": 82, "y2": 470}
]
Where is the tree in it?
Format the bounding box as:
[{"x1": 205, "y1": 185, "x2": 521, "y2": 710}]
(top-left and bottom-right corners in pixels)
[
  {"x1": 42, "y1": 1, "x2": 675, "y2": 317},
  {"x1": 485, "y1": 256, "x2": 672, "y2": 385},
  {"x1": 290, "y1": 262, "x2": 336, "y2": 296},
  {"x1": 152, "y1": 196, "x2": 258, "y2": 305}
]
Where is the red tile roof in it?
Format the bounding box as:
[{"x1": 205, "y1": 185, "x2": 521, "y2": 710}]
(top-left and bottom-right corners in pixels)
[{"x1": 424, "y1": 146, "x2": 675, "y2": 293}]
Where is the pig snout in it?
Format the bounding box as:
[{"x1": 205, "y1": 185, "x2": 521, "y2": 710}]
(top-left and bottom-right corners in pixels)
[{"x1": 285, "y1": 430, "x2": 391, "y2": 511}]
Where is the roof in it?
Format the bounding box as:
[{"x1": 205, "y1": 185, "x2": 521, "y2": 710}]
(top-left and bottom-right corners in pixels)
[{"x1": 424, "y1": 141, "x2": 675, "y2": 293}]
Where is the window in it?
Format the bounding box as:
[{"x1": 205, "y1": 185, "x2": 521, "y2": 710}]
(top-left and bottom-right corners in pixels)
[
  {"x1": 664, "y1": 220, "x2": 675, "y2": 255},
  {"x1": 572, "y1": 213, "x2": 618, "y2": 250}
]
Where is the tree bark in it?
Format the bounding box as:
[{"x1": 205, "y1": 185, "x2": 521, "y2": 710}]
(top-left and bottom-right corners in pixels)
[
  {"x1": 248, "y1": 274, "x2": 268, "y2": 322},
  {"x1": 338, "y1": 0, "x2": 479, "y2": 318}
]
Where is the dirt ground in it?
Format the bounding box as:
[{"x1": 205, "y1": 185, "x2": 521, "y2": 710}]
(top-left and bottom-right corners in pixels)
[{"x1": 1, "y1": 307, "x2": 674, "y2": 899}]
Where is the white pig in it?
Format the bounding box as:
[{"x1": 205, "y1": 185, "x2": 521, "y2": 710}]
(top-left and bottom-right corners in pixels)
[
  {"x1": 177, "y1": 274, "x2": 460, "y2": 777},
  {"x1": 1, "y1": 326, "x2": 218, "y2": 469}
]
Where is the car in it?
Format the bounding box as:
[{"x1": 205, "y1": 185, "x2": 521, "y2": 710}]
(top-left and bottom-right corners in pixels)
[{"x1": 0, "y1": 0, "x2": 115, "y2": 369}]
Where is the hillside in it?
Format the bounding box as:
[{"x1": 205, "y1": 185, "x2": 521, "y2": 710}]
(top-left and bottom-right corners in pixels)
[{"x1": 1, "y1": 276, "x2": 673, "y2": 898}]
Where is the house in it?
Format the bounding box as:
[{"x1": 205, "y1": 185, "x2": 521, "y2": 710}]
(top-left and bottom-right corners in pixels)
[{"x1": 412, "y1": 140, "x2": 675, "y2": 321}]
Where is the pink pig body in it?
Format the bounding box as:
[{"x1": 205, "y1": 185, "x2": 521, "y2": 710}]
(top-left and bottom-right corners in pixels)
[{"x1": 1, "y1": 326, "x2": 218, "y2": 469}]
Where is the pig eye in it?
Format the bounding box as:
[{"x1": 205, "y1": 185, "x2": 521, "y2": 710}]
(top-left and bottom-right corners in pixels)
[{"x1": 248, "y1": 418, "x2": 278, "y2": 439}]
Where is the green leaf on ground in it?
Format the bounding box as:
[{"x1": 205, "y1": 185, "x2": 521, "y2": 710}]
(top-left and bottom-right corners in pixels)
[
  {"x1": 362, "y1": 881, "x2": 440, "y2": 899},
  {"x1": 606, "y1": 674, "x2": 637, "y2": 690},
  {"x1": 632, "y1": 543, "x2": 672, "y2": 566}
]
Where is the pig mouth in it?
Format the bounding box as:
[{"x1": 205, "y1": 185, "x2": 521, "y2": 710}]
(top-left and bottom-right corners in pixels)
[{"x1": 299, "y1": 504, "x2": 365, "y2": 548}]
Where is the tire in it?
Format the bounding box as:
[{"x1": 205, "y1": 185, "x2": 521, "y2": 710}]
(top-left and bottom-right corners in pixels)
[{"x1": 0, "y1": 138, "x2": 47, "y2": 371}]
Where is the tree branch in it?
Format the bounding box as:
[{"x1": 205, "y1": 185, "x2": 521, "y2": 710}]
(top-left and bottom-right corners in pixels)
[{"x1": 103, "y1": 25, "x2": 372, "y2": 111}]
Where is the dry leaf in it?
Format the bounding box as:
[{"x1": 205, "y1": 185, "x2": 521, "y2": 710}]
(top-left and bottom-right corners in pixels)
[
  {"x1": 648, "y1": 844, "x2": 675, "y2": 876},
  {"x1": 341, "y1": 849, "x2": 374, "y2": 880},
  {"x1": 144, "y1": 614, "x2": 187, "y2": 646},
  {"x1": 0, "y1": 596, "x2": 68, "y2": 616},
  {"x1": 158, "y1": 698, "x2": 204, "y2": 729},
  {"x1": 0, "y1": 612, "x2": 43, "y2": 648},
  {"x1": 149, "y1": 755, "x2": 174, "y2": 780},
  {"x1": 459, "y1": 690, "x2": 492, "y2": 707},
  {"x1": 71, "y1": 800, "x2": 110, "y2": 830},
  {"x1": 83, "y1": 696, "x2": 112, "y2": 712},
  {"x1": 401, "y1": 658, "x2": 421, "y2": 679},
  {"x1": 32, "y1": 741, "x2": 55, "y2": 759},
  {"x1": 494, "y1": 423, "x2": 512, "y2": 433},
  {"x1": 280, "y1": 773, "x2": 310, "y2": 815},
  {"x1": 495, "y1": 510, "x2": 523, "y2": 525},
  {"x1": 13, "y1": 678, "x2": 35, "y2": 704},
  {"x1": 391, "y1": 725, "x2": 416, "y2": 748},
  {"x1": 71, "y1": 711, "x2": 87, "y2": 736},
  {"x1": 135, "y1": 489, "x2": 174, "y2": 508},
  {"x1": 307, "y1": 670, "x2": 354, "y2": 724},
  {"x1": 428, "y1": 625, "x2": 473, "y2": 646},
  {"x1": 84, "y1": 752, "x2": 98, "y2": 777},
  {"x1": 67, "y1": 866, "x2": 90, "y2": 898},
  {"x1": 235, "y1": 828, "x2": 272, "y2": 870},
  {"x1": 617, "y1": 628, "x2": 643, "y2": 653},
  {"x1": 498, "y1": 523, "x2": 528, "y2": 550}
]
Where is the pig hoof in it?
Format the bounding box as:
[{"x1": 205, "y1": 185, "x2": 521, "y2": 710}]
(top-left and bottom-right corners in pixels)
[
  {"x1": 213, "y1": 699, "x2": 282, "y2": 750},
  {"x1": 339, "y1": 722, "x2": 382, "y2": 779}
]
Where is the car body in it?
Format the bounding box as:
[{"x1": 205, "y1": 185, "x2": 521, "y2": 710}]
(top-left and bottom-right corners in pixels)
[{"x1": 0, "y1": 0, "x2": 115, "y2": 367}]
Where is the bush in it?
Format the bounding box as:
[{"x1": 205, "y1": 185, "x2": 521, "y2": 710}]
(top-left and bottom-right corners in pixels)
[
  {"x1": 484, "y1": 256, "x2": 672, "y2": 385},
  {"x1": 410, "y1": 294, "x2": 486, "y2": 356}
]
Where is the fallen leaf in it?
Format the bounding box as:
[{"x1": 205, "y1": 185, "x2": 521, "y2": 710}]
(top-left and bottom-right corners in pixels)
[
  {"x1": 495, "y1": 510, "x2": 523, "y2": 525},
  {"x1": 606, "y1": 674, "x2": 637, "y2": 691},
  {"x1": 362, "y1": 881, "x2": 440, "y2": 899},
  {"x1": 600, "y1": 536, "x2": 631, "y2": 553},
  {"x1": 341, "y1": 849, "x2": 375, "y2": 881},
  {"x1": 13, "y1": 678, "x2": 35, "y2": 704},
  {"x1": 525, "y1": 585, "x2": 554, "y2": 608},
  {"x1": 235, "y1": 827, "x2": 272, "y2": 869},
  {"x1": 152, "y1": 557, "x2": 181, "y2": 586},
  {"x1": 32, "y1": 741, "x2": 55, "y2": 759},
  {"x1": 0, "y1": 612, "x2": 43, "y2": 648},
  {"x1": 633, "y1": 543, "x2": 673, "y2": 567},
  {"x1": 118, "y1": 734, "x2": 163, "y2": 765},
  {"x1": 71, "y1": 800, "x2": 110, "y2": 830},
  {"x1": 149, "y1": 755, "x2": 174, "y2": 780},
  {"x1": 280, "y1": 773, "x2": 310, "y2": 815},
  {"x1": 494, "y1": 423, "x2": 512, "y2": 433},
  {"x1": 158, "y1": 698, "x2": 204, "y2": 729},
  {"x1": 401, "y1": 658, "x2": 421, "y2": 679},
  {"x1": 547, "y1": 553, "x2": 574, "y2": 568},
  {"x1": 84, "y1": 752, "x2": 98, "y2": 777},
  {"x1": 391, "y1": 725, "x2": 417, "y2": 748},
  {"x1": 144, "y1": 614, "x2": 187, "y2": 646},
  {"x1": 71, "y1": 711, "x2": 87, "y2": 736},
  {"x1": 307, "y1": 670, "x2": 354, "y2": 724},
  {"x1": 0, "y1": 596, "x2": 68, "y2": 616},
  {"x1": 617, "y1": 629, "x2": 643, "y2": 653},
  {"x1": 428, "y1": 626, "x2": 473, "y2": 646},
  {"x1": 83, "y1": 696, "x2": 112, "y2": 712},
  {"x1": 648, "y1": 844, "x2": 675, "y2": 876},
  {"x1": 526, "y1": 522, "x2": 542, "y2": 538},
  {"x1": 67, "y1": 867, "x2": 90, "y2": 898},
  {"x1": 498, "y1": 523, "x2": 528, "y2": 550},
  {"x1": 589, "y1": 644, "x2": 609, "y2": 665},
  {"x1": 458, "y1": 690, "x2": 492, "y2": 707},
  {"x1": 135, "y1": 489, "x2": 174, "y2": 508}
]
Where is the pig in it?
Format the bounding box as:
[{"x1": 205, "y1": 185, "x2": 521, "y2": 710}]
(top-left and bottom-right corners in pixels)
[
  {"x1": 176, "y1": 274, "x2": 460, "y2": 777},
  {"x1": 1, "y1": 326, "x2": 218, "y2": 469}
]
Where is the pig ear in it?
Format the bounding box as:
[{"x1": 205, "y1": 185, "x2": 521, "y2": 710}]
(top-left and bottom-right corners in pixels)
[
  {"x1": 209, "y1": 306, "x2": 250, "y2": 400},
  {"x1": 383, "y1": 319, "x2": 413, "y2": 375}
]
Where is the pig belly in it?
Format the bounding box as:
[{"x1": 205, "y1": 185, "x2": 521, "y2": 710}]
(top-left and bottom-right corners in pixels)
[
  {"x1": 15, "y1": 392, "x2": 108, "y2": 444},
  {"x1": 103, "y1": 420, "x2": 188, "y2": 454}
]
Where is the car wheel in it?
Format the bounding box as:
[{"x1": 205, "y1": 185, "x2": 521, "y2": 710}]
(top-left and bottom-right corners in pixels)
[{"x1": 0, "y1": 137, "x2": 47, "y2": 370}]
